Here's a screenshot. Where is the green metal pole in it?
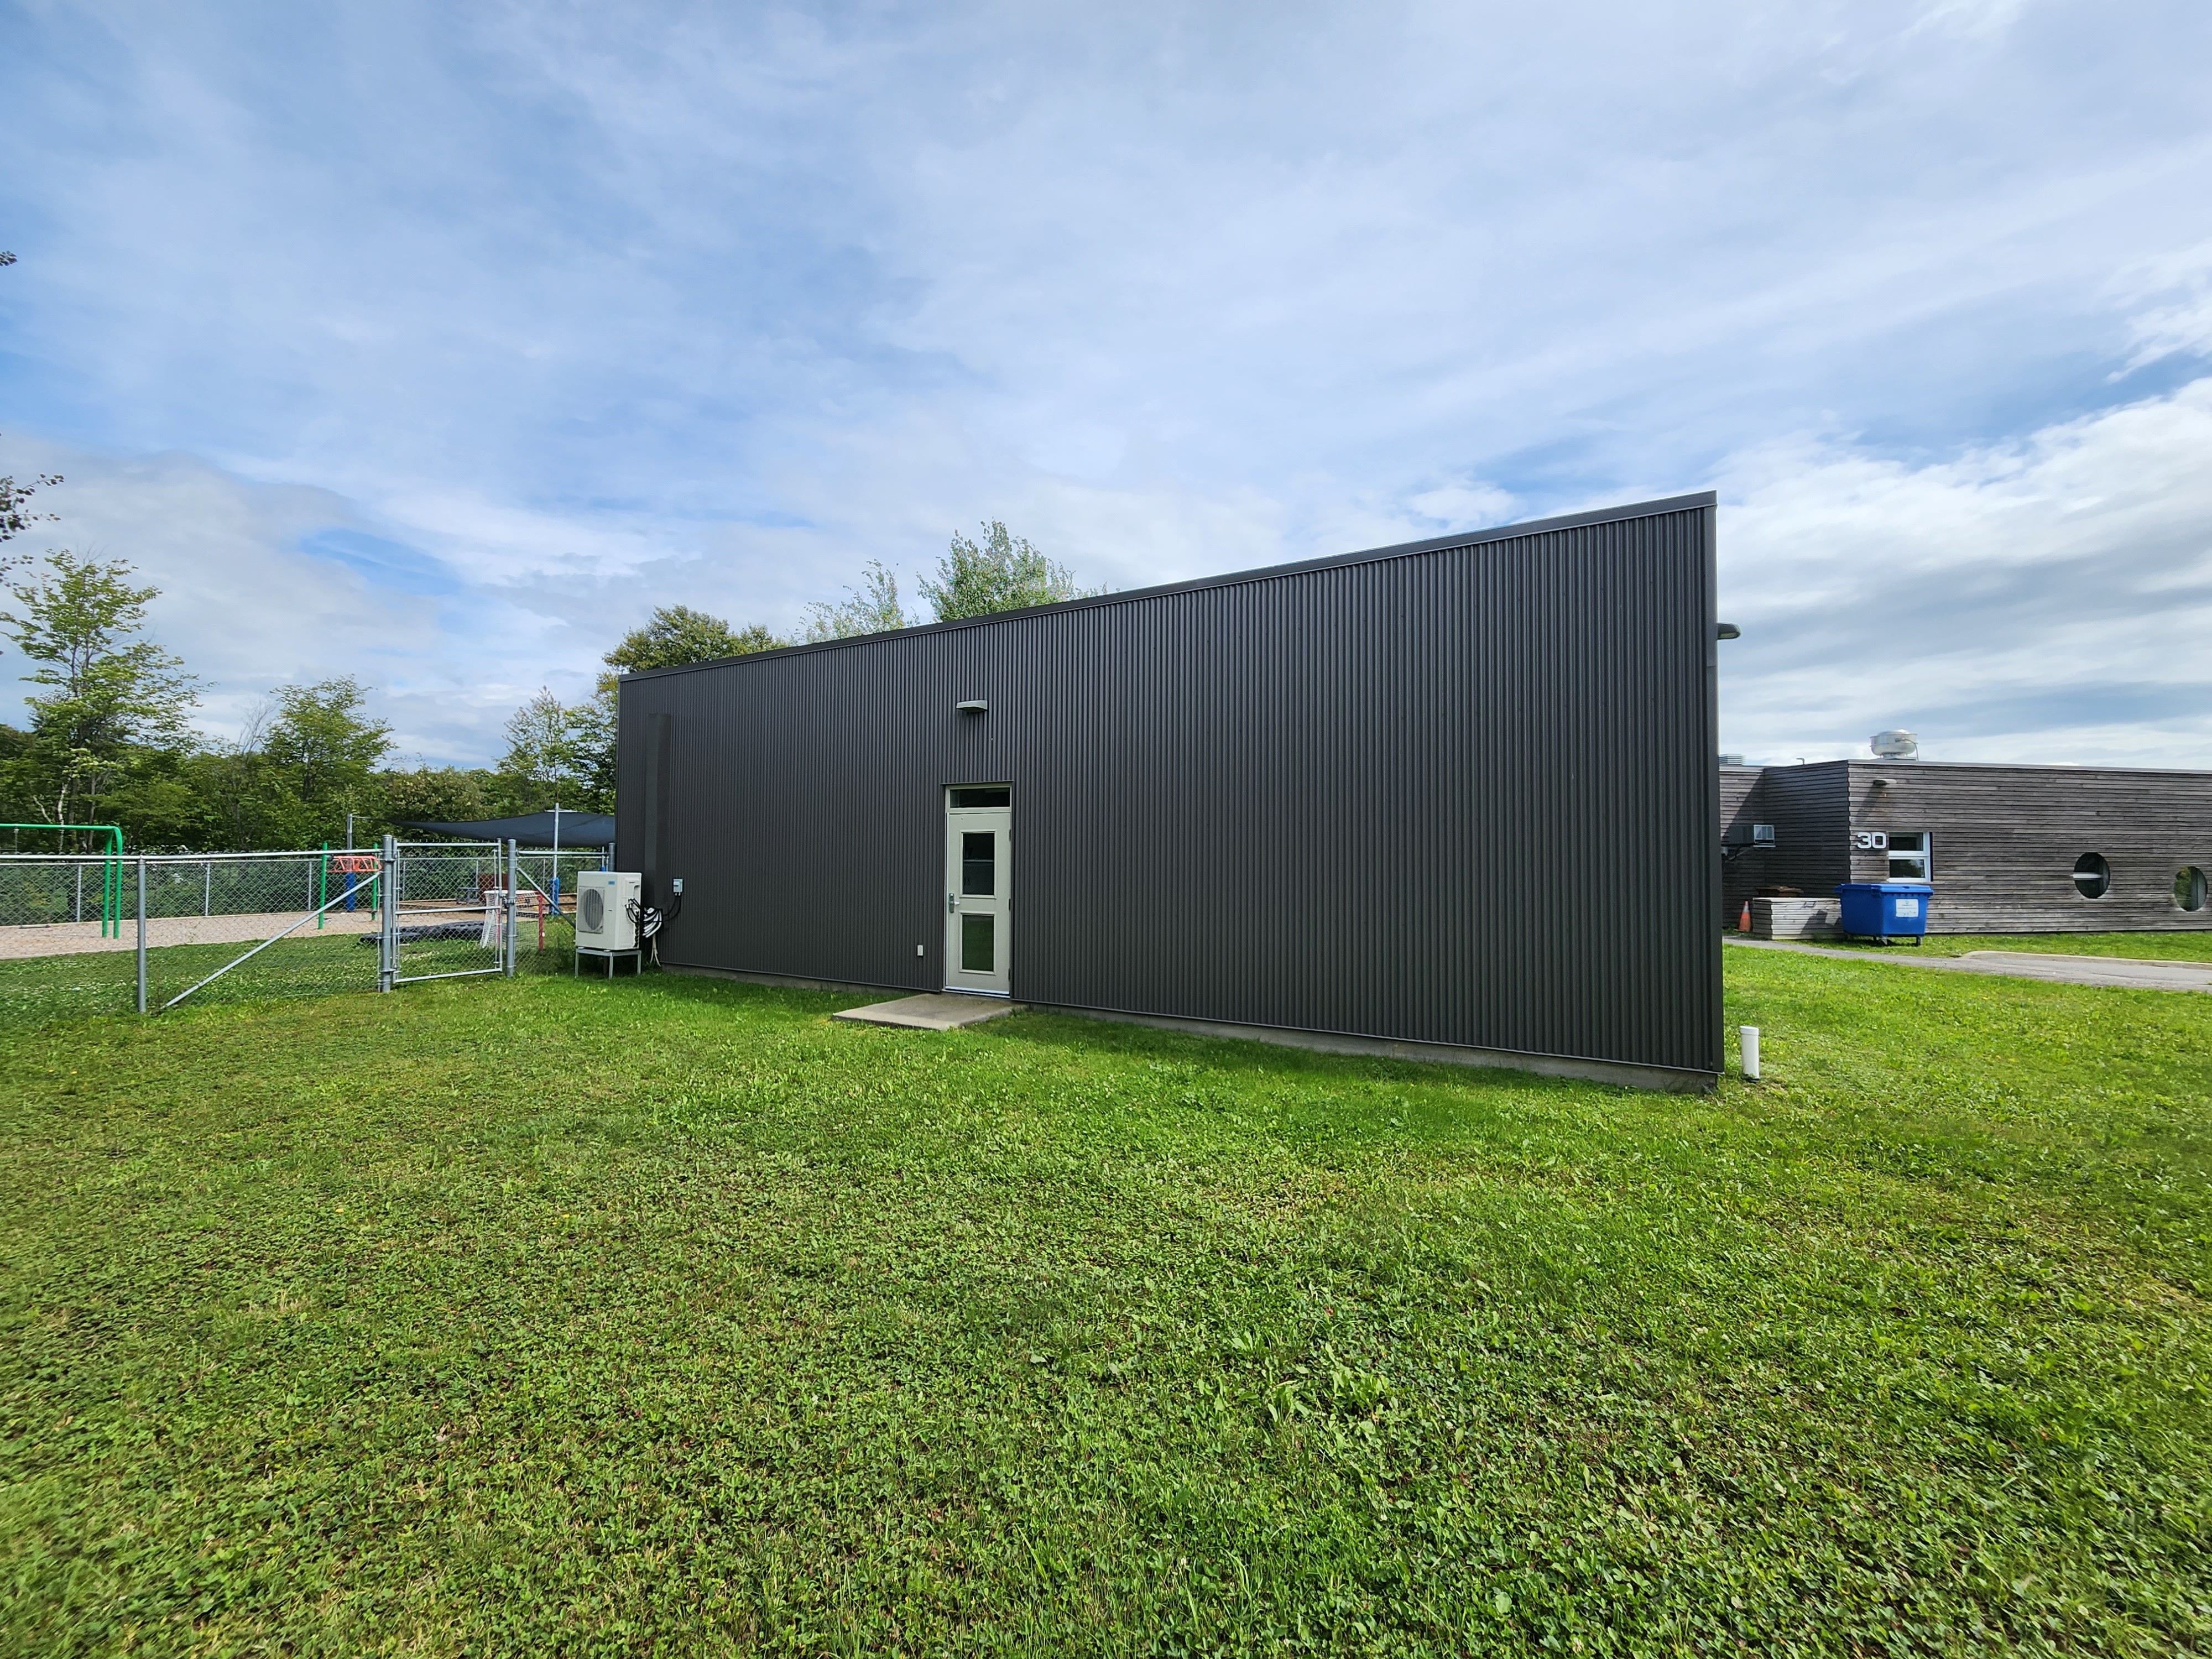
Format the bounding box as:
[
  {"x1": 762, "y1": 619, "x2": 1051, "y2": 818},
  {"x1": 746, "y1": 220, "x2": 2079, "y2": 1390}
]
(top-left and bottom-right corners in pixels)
[{"x1": 135, "y1": 858, "x2": 147, "y2": 1015}]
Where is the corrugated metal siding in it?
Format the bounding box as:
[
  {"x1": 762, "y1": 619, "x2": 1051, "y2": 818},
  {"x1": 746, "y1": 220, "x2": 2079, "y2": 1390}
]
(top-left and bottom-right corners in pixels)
[{"x1": 617, "y1": 495, "x2": 1721, "y2": 1077}]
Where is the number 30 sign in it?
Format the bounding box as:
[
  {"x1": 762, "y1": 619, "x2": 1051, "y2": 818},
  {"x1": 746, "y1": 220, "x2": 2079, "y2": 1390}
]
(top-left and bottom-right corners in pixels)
[{"x1": 1852, "y1": 831, "x2": 1888, "y2": 851}]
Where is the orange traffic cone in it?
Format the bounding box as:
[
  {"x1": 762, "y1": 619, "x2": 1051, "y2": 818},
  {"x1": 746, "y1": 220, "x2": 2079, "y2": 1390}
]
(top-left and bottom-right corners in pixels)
[{"x1": 1738, "y1": 901, "x2": 1752, "y2": 933}]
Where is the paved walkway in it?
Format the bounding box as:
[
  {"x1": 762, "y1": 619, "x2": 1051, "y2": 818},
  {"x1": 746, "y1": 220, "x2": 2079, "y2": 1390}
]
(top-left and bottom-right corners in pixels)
[{"x1": 1726, "y1": 937, "x2": 2212, "y2": 993}]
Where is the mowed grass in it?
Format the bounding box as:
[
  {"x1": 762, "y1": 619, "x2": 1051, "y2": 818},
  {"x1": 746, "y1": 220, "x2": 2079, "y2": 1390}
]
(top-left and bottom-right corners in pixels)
[
  {"x1": 1812, "y1": 930, "x2": 2212, "y2": 962},
  {"x1": 2, "y1": 953, "x2": 2208, "y2": 1656},
  {"x1": 0, "y1": 928, "x2": 573, "y2": 1027}
]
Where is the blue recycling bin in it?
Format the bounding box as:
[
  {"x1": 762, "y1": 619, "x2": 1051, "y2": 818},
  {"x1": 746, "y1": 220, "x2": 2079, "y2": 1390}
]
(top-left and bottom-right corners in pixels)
[{"x1": 1837, "y1": 881, "x2": 1932, "y2": 941}]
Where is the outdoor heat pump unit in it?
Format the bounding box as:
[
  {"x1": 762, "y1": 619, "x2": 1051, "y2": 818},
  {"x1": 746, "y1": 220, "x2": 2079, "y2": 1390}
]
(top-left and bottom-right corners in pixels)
[{"x1": 576, "y1": 870, "x2": 643, "y2": 951}]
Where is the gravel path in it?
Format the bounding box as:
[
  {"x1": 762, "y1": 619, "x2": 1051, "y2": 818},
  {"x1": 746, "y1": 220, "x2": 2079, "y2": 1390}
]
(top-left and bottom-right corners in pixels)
[{"x1": 2, "y1": 909, "x2": 385, "y2": 960}]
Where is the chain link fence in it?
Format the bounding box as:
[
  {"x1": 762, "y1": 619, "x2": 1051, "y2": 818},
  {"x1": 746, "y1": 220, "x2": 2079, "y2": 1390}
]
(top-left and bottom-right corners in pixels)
[
  {"x1": 0, "y1": 838, "x2": 612, "y2": 1026},
  {"x1": 0, "y1": 852, "x2": 383, "y2": 1023},
  {"x1": 510, "y1": 848, "x2": 607, "y2": 975}
]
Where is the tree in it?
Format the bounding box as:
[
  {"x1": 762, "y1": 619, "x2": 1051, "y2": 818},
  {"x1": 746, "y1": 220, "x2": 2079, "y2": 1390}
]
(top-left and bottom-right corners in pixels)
[
  {"x1": 258, "y1": 678, "x2": 392, "y2": 845},
  {"x1": 495, "y1": 688, "x2": 593, "y2": 813},
  {"x1": 0, "y1": 463, "x2": 61, "y2": 546},
  {"x1": 920, "y1": 522, "x2": 1090, "y2": 620},
  {"x1": 567, "y1": 681, "x2": 618, "y2": 814},
  {"x1": 571, "y1": 604, "x2": 782, "y2": 811},
  {"x1": 605, "y1": 605, "x2": 782, "y2": 674},
  {"x1": 0, "y1": 254, "x2": 62, "y2": 549},
  {"x1": 804, "y1": 561, "x2": 909, "y2": 640},
  {"x1": 188, "y1": 708, "x2": 273, "y2": 852},
  {"x1": 0, "y1": 551, "x2": 200, "y2": 830},
  {"x1": 381, "y1": 764, "x2": 493, "y2": 830}
]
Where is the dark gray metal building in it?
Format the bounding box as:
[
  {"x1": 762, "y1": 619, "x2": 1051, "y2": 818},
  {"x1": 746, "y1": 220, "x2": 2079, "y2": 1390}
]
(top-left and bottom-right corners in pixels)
[
  {"x1": 1722, "y1": 760, "x2": 2212, "y2": 933},
  {"x1": 615, "y1": 492, "x2": 1723, "y2": 1089}
]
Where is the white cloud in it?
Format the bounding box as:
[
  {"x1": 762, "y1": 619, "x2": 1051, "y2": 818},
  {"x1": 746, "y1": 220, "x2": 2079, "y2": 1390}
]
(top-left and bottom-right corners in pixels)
[
  {"x1": 2, "y1": 0, "x2": 2210, "y2": 772},
  {"x1": 1406, "y1": 484, "x2": 1518, "y2": 533},
  {"x1": 2111, "y1": 239, "x2": 2212, "y2": 373},
  {"x1": 1719, "y1": 377, "x2": 2212, "y2": 765},
  {"x1": 0, "y1": 440, "x2": 544, "y2": 764}
]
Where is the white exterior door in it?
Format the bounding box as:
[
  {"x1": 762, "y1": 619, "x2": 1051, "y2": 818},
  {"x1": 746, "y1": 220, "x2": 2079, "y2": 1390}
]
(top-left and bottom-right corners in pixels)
[{"x1": 944, "y1": 785, "x2": 1012, "y2": 995}]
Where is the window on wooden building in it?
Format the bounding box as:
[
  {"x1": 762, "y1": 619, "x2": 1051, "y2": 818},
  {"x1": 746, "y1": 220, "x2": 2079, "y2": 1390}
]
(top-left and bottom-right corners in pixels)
[
  {"x1": 2178, "y1": 867, "x2": 2207, "y2": 913},
  {"x1": 2073, "y1": 853, "x2": 2111, "y2": 899},
  {"x1": 1886, "y1": 831, "x2": 1931, "y2": 881}
]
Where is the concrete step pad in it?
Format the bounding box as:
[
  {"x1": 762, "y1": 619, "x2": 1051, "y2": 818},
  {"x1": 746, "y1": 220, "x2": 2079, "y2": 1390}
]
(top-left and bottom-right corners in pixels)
[{"x1": 832, "y1": 993, "x2": 1021, "y2": 1031}]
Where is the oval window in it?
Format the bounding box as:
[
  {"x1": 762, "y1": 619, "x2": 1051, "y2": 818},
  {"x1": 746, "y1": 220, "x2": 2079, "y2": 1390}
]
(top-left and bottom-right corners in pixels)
[
  {"x1": 2178, "y1": 866, "x2": 2208, "y2": 913},
  {"x1": 2072, "y1": 853, "x2": 2111, "y2": 900}
]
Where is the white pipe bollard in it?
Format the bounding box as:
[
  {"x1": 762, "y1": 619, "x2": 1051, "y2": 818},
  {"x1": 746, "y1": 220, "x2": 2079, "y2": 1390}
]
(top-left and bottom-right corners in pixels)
[{"x1": 1740, "y1": 1025, "x2": 1761, "y2": 1081}]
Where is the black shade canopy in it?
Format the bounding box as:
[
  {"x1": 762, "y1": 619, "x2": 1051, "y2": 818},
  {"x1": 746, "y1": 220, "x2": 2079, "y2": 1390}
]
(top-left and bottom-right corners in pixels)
[{"x1": 398, "y1": 811, "x2": 615, "y2": 847}]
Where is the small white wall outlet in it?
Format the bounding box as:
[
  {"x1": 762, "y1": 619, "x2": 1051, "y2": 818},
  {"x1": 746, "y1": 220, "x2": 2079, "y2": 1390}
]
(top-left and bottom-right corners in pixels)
[
  {"x1": 915, "y1": 944, "x2": 924, "y2": 957},
  {"x1": 671, "y1": 877, "x2": 684, "y2": 894}
]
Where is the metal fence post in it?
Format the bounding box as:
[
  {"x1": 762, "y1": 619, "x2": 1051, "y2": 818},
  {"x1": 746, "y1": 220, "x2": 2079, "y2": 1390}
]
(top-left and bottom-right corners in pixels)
[
  {"x1": 204, "y1": 859, "x2": 211, "y2": 917},
  {"x1": 135, "y1": 858, "x2": 148, "y2": 1015},
  {"x1": 379, "y1": 835, "x2": 398, "y2": 992},
  {"x1": 505, "y1": 839, "x2": 519, "y2": 975}
]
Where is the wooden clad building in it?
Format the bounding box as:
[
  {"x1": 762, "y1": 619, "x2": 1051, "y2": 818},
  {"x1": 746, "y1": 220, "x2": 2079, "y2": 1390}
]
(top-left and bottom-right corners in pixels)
[{"x1": 1719, "y1": 760, "x2": 2212, "y2": 934}]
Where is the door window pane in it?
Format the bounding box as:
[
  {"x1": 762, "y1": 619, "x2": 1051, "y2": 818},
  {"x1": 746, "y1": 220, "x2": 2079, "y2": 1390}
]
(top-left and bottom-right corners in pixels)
[
  {"x1": 950, "y1": 786, "x2": 1010, "y2": 808},
  {"x1": 961, "y1": 912, "x2": 995, "y2": 973},
  {"x1": 962, "y1": 832, "x2": 995, "y2": 895}
]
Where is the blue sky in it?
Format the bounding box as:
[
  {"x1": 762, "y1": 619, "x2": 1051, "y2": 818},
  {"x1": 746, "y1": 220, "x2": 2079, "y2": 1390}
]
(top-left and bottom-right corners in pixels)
[{"x1": 3, "y1": 0, "x2": 2210, "y2": 766}]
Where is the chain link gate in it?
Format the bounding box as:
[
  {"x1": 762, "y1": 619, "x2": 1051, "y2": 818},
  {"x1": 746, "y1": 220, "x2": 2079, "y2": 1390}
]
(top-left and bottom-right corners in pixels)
[{"x1": 379, "y1": 837, "x2": 517, "y2": 989}]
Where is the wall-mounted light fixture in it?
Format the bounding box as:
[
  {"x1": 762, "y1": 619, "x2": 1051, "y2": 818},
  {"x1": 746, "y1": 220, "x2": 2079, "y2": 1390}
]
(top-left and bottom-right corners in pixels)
[
  {"x1": 957, "y1": 699, "x2": 988, "y2": 714},
  {"x1": 1716, "y1": 623, "x2": 1741, "y2": 640}
]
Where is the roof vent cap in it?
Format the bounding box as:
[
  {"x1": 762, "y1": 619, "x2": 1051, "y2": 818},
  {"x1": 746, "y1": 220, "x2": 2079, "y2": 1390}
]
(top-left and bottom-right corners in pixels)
[{"x1": 1870, "y1": 729, "x2": 1918, "y2": 760}]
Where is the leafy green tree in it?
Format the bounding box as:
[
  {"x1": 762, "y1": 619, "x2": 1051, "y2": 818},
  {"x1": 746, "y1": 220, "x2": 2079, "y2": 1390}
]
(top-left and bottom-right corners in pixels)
[
  {"x1": 258, "y1": 678, "x2": 392, "y2": 846},
  {"x1": 566, "y1": 683, "x2": 618, "y2": 814},
  {"x1": 920, "y1": 522, "x2": 1091, "y2": 620},
  {"x1": 0, "y1": 461, "x2": 60, "y2": 546},
  {"x1": 0, "y1": 252, "x2": 62, "y2": 550},
  {"x1": 0, "y1": 551, "x2": 200, "y2": 832},
  {"x1": 572, "y1": 604, "x2": 782, "y2": 811},
  {"x1": 380, "y1": 764, "x2": 494, "y2": 831},
  {"x1": 494, "y1": 688, "x2": 596, "y2": 814},
  {"x1": 606, "y1": 605, "x2": 782, "y2": 673},
  {"x1": 184, "y1": 718, "x2": 272, "y2": 853},
  {"x1": 104, "y1": 760, "x2": 208, "y2": 851},
  {"x1": 804, "y1": 561, "x2": 909, "y2": 640}
]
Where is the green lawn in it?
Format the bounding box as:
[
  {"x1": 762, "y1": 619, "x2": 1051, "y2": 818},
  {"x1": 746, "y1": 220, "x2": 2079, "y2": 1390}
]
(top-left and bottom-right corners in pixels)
[
  {"x1": 3, "y1": 953, "x2": 2208, "y2": 1655},
  {"x1": 0, "y1": 925, "x2": 572, "y2": 1026},
  {"x1": 1808, "y1": 930, "x2": 2212, "y2": 962}
]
